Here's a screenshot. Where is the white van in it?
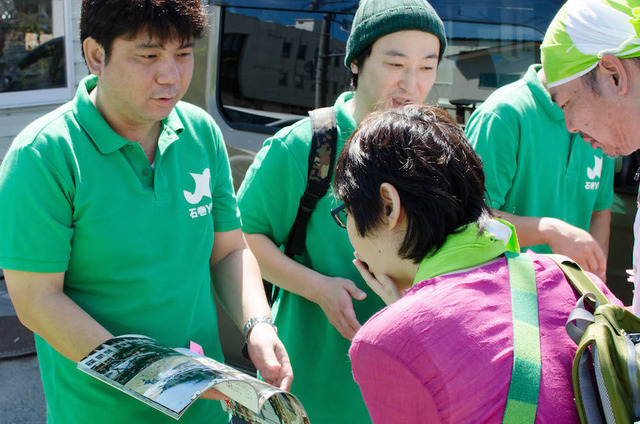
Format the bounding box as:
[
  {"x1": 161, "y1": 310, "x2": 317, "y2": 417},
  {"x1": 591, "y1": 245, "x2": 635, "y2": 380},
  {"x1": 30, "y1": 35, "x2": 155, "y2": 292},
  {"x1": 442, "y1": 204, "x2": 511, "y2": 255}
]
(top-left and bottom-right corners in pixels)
[{"x1": 0, "y1": 0, "x2": 636, "y2": 371}]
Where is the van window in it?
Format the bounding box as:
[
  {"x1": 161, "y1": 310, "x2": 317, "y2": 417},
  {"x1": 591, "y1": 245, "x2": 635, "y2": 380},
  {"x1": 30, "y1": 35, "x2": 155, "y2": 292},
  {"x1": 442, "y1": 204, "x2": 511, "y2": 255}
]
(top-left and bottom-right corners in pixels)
[
  {"x1": 214, "y1": 1, "x2": 564, "y2": 131},
  {"x1": 218, "y1": 5, "x2": 354, "y2": 130},
  {"x1": 0, "y1": 0, "x2": 75, "y2": 108}
]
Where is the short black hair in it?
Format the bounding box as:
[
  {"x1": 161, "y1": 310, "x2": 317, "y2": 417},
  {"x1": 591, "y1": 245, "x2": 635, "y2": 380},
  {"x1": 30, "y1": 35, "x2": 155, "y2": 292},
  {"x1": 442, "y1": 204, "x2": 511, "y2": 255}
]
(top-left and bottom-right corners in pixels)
[
  {"x1": 582, "y1": 56, "x2": 640, "y2": 94},
  {"x1": 349, "y1": 44, "x2": 372, "y2": 90},
  {"x1": 582, "y1": 66, "x2": 600, "y2": 94},
  {"x1": 80, "y1": 0, "x2": 208, "y2": 63},
  {"x1": 333, "y1": 104, "x2": 490, "y2": 262}
]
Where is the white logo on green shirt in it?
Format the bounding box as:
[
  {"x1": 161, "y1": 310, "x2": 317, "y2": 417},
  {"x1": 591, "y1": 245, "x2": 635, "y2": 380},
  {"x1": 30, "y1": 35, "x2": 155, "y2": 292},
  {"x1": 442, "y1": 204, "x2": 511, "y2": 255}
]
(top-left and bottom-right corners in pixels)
[
  {"x1": 585, "y1": 156, "x2": 602, "y2": 190},
  {"x1": 184, "y1": 168, "x2": 212, "y2": 204},
  {"x1": 587, "y1": 156, "x2": 602, "y2": 180}
]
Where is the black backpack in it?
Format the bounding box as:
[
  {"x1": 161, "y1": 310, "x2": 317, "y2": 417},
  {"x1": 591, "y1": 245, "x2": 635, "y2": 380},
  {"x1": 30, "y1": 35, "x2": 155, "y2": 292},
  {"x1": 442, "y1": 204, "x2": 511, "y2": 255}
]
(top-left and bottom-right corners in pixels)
[{"x1": 264, "y1": 106, "x2": 337, "y2": 305}]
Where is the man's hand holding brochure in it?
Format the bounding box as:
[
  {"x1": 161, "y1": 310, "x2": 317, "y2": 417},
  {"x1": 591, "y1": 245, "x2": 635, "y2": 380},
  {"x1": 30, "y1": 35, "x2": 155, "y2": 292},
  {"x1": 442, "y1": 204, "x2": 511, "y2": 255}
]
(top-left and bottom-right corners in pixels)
[{"x1": 78, "y1": 335, "x2": 309, "y2": 424}]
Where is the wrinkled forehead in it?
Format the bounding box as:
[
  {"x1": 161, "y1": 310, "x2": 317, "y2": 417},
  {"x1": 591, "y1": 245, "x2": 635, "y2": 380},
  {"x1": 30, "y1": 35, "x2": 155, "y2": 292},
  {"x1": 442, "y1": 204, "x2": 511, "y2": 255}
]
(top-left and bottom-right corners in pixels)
[
  {"x1": 548, "y1": 79, "x2": 575, "y2": 104},
  {"x1": 120, "y1": 33, "x2": 195, "y2": 50},
  {"x1": 119, "y1": 25, "x2": 195, "y2": 48}
]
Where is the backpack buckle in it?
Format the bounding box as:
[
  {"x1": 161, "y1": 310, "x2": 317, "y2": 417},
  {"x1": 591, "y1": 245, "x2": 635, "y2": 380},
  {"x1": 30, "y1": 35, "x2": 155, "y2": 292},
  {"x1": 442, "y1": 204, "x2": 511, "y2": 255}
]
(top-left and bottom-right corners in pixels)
[{"x1": 299, "y1": 192, "x2": 320, "y2": 213}]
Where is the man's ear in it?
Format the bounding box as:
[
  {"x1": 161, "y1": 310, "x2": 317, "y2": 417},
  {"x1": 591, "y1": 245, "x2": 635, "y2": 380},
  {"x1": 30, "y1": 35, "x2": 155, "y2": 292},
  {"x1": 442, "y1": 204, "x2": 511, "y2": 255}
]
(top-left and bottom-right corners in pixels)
[
  {"x1": 598, "y1": 54, "x2": 629, "y2": 96},
  {"x1": 350, "y1": 61, "x2": 359, "y2": 75},
  {"x1": 83, "y1": 37, "x2": 106, "y2": 76},
  {"x1": 379, "y1": 182, "x2": 403, "y2": 230}
]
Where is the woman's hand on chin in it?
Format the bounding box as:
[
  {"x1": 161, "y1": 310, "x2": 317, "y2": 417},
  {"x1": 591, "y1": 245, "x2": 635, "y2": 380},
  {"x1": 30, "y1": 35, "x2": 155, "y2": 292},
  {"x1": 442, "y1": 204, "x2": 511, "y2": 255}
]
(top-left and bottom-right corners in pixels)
[{"x1": 353, "y1": 252, "x2": 402, "y2": 305}]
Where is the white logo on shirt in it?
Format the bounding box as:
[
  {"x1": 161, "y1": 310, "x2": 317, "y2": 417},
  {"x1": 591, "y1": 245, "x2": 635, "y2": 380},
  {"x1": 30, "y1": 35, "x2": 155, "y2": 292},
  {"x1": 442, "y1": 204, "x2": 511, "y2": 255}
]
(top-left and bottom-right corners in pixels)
[
  {"x1": 184, "y1": 168, "x2": 212, "y2": 204},
  {"x1": 585, "y1": 156, "x2": 602, "y2": 190},
  {"x1": 587, "y1": 156, "x2": 602, "y2": 180},
  {"x1": 184, "y1": 169, "x2": 214, "y2": 219}
]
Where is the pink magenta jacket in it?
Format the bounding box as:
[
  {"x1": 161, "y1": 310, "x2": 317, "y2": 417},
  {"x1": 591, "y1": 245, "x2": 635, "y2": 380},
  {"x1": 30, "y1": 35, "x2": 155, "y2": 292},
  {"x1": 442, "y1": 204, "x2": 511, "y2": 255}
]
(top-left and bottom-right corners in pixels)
[{"x1": 349, "y1": 253, "x2": 623, "y2": 423}]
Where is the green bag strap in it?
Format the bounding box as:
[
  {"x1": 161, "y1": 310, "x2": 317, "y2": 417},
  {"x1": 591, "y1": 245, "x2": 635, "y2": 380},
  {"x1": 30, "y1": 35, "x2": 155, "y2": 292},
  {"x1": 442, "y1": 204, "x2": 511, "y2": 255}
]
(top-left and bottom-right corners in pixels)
[
  {"x1": 503, "y1": 251, "x2": 542, "y2": 424},
  {"x1": 545, "y1": 254, "x2": 610, "y2": 345},
  {"x1": 545, "y1": 254, "x2": 610, "y2": 306}
]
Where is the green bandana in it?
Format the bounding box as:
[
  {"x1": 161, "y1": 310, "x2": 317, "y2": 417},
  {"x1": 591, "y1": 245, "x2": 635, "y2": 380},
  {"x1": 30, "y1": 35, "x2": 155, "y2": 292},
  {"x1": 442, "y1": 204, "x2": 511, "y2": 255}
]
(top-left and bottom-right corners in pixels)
[
  {"x1": 413, "y1": 219, "x2": 520, "y2": 285},
  {"x1": 542, "y1": 0, "x2": 640, "y2": 88}
]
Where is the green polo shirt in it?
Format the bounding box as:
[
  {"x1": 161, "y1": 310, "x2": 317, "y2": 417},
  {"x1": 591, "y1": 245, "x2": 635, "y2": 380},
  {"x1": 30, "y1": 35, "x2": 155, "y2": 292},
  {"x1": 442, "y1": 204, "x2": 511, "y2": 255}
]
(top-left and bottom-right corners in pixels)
[
  {"x1": 0, "y1": 75, "x2": 239, "y2": 423},
  {"x1": 466, "y1": 64, "x2": 614, "y2": 253},
  {"x1": 237, "y1": 91, "x2": 384, "y2": 424}
]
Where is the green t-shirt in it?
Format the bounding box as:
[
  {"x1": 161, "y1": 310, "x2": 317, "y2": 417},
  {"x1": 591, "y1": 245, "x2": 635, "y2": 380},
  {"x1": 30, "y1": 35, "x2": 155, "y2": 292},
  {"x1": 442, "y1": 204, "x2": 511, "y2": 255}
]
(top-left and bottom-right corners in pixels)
[
  {"x1": 0, "y1": 75, "x2": 240, "y2": 423},
  {"x1": 465, "y1": 64, "x2": 614, "y2": 253},
  {"x1": 237, "y1": 91, "x2": 384, "y2": 424}
]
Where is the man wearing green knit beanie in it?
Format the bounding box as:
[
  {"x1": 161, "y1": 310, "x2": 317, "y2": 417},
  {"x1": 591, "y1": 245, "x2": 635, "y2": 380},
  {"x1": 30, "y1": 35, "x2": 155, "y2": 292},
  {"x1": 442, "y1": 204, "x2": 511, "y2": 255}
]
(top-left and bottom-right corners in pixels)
[
  {"x1": 236, "y1": 0, "x2": 446, "y2": 423},
  {"x1": 344, "y1": 0, "x2": 446, "y2": 121}
]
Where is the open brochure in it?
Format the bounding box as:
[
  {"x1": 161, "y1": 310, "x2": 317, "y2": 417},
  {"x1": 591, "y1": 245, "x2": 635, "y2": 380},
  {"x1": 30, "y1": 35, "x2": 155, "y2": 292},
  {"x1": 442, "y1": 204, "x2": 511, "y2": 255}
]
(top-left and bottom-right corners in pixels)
[{"x1": 77, "y1": 335, "x2": 309, "y2": 423}]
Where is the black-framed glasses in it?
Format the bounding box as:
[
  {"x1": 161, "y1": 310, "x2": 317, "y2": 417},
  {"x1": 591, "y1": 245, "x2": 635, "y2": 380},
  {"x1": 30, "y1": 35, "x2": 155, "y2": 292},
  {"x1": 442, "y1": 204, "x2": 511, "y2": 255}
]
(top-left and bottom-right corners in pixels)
[{"x1": 331, "y1": 203, "x2": 347, "y2": 229}]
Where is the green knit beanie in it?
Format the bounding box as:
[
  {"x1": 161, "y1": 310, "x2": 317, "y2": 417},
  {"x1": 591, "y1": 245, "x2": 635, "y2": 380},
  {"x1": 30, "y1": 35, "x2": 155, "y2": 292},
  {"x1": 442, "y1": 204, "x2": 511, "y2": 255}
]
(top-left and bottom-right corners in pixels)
[{"x1": 344, "y1": 0, "x2": 447, "y2": 68}]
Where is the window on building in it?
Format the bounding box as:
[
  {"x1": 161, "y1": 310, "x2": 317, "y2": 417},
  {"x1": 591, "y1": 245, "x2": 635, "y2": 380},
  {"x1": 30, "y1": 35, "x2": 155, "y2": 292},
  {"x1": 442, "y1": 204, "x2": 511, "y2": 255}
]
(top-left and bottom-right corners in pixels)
[
  {"x1": 220, "y1": 33, "x2": 245, "y2": 96},
  {"x1": 282, "y1": 41, "x2": 291, "y2": 58},
  {"x1": 278, "y1": 71, "x2": 288, "y2": 87},
  {"x1": 0, "y1": 0, "x2": 74, "y2": 108},
  {"x1": 297, "y1": 44, "x2": 307, "y2": 61}
]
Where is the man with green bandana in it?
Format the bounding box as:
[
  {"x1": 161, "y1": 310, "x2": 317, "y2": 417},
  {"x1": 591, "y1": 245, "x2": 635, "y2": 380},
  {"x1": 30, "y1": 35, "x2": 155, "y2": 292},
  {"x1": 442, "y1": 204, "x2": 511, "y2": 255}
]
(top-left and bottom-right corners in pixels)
[
  {"x1": 236, "y1": 0, "x2": 446, "y2": 422},
  {"x1": 0, "y1": 1, "x2": 291, "y2": 423},
  {"x1": 466, "y1": 63, "x2": 614, "y2": 281},
  {"x1": 541, "y1": 0, "x2": 640, "y2": 315}
]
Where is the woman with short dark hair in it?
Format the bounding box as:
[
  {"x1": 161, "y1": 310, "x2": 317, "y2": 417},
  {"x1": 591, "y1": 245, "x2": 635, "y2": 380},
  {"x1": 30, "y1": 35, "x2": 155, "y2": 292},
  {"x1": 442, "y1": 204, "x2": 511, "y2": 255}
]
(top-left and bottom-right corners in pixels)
[{"x1": 332, "y1": 104, "x2": 623, "y2": 423}]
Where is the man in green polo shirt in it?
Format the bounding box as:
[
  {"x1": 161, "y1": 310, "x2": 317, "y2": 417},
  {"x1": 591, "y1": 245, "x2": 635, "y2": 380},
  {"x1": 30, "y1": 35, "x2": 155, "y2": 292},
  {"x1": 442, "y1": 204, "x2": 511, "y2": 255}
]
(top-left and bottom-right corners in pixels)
[
  {"x1": 465, "y1": 64, "x2": 614, "y2": 280},
  {"x1": 236, "y1": 1, "x2": 446, "y2": 422},
  {"x1": 0, "y1": 1, "x2": 291, "y2": 423}
]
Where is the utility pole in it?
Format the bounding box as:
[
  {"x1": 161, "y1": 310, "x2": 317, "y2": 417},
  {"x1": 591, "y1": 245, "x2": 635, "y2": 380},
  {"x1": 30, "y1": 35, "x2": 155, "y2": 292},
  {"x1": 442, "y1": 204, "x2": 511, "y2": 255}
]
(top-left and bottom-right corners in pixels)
[{"x1": 314, "y1": 12, "x2": 331, "y2": 108}]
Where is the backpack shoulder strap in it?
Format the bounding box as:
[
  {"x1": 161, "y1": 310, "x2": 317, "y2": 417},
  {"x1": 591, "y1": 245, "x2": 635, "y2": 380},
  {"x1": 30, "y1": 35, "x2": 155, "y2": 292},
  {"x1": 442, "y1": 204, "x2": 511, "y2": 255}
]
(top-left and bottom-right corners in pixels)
[
  {"x1": 263, "y1": 107, "x2": 337, "y2": 307},
  {"x1": 503, "y1": 251, "x2": 541, "y2": 424},
  {"x1": 545, "y1": 254, "x2": 610, "y2": 306},
  {"x1": 284, "y1": 106, "x2": 337, "y2": 258}
]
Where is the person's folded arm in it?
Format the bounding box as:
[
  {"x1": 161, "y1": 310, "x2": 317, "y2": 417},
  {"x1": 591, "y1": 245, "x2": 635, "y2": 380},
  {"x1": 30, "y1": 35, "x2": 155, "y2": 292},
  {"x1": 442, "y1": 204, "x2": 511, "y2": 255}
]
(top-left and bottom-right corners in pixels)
[{"x1": 4, "y1": 269, "x2": 113, "y2": 363}]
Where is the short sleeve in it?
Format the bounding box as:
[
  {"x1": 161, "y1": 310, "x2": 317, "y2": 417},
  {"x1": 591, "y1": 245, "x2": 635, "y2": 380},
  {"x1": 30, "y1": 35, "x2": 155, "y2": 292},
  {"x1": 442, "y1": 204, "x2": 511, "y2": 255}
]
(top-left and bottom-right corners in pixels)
[
  {"x1": 237, "y1": 133, "x2": 307, "y2": 246},
  {"x1": 0, "y1": 144, "x2": 74, "y2": 272},
  {"x1": 209, "y1": 123, "x2": 242, "y2": 232},
  {"x1": 466, "y1": 110, "x2": 520, "y2": 210},
  {"x1": 593, "y1": 155, "x2": 615, "y2": 212}
]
